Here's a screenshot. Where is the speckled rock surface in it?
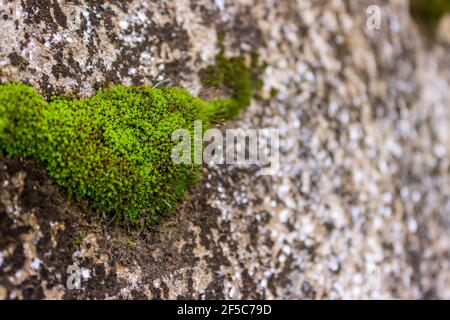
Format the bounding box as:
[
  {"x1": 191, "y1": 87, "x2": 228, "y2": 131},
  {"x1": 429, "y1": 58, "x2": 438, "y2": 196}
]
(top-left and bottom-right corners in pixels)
[{"x1": 1, "y1": 0, "x2": 450, "y2": 299}]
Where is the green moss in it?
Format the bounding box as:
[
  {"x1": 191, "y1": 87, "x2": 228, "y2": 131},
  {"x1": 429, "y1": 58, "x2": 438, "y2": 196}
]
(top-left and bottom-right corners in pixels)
[
  {"x1": 200, "y1": 55, "x2": 251, "y2": 121},
  {"x1": 0, "y1": 83, "x2": 206, "y2": 225},
  {"x1": 410, "y1": 0, "x2": 450, "y2": 37},
  {"x1": 0, "y1": 54, "x2": 261, "y2": 226}
]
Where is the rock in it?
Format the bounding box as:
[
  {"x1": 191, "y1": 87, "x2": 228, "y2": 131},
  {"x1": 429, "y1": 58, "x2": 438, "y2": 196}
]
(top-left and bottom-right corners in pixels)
[{"x1": 1, "y1": 0, "x2": 450, "y2": 299}]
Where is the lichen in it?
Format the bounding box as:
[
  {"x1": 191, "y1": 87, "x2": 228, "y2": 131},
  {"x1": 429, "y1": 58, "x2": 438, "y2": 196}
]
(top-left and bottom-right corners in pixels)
[
  {"x1": 0, "y1": 54, "x2": 262, "y2": 226},
  {"x1": 71, "y1": 231, "x2": 85, "y2": 248}
]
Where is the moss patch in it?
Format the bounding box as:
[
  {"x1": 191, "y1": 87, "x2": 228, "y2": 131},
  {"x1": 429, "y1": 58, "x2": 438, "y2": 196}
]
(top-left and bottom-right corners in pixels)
[
  {"x1": 410, "y1": 0, "x2": 450, "y2": 37},
  {"x1": 200, "y1": 51, "x2": 266, "y2": 122},
  {"x1": 0, "y1": 55, "x2": 263, "y2": 226}
]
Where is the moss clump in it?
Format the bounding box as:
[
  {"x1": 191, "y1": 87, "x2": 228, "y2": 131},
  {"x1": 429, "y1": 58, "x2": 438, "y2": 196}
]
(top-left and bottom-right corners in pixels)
[
  {"x1": 410, "y1": 0, "x2": 450, "y2": 37},
  {"x1": 0, "y1": 54, "x2": 262, "y2": 225},
  {"x1": 0, "y1": 83, "x2": 206, "y2": 224},
  {"x1": 199, "y1": 51, "x2": 266, "y2": 122}
]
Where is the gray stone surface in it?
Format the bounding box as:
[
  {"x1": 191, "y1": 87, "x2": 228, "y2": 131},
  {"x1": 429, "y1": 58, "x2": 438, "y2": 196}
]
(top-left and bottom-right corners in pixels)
[{"x1": 1, "y1": 0, "x2": 450, "y2": 299}]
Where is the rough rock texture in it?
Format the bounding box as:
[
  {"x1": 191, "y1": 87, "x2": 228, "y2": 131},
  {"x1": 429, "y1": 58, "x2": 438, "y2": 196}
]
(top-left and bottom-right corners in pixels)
[{"x1": 1, "y1": 0, "x2": 450, "y2": 299}]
